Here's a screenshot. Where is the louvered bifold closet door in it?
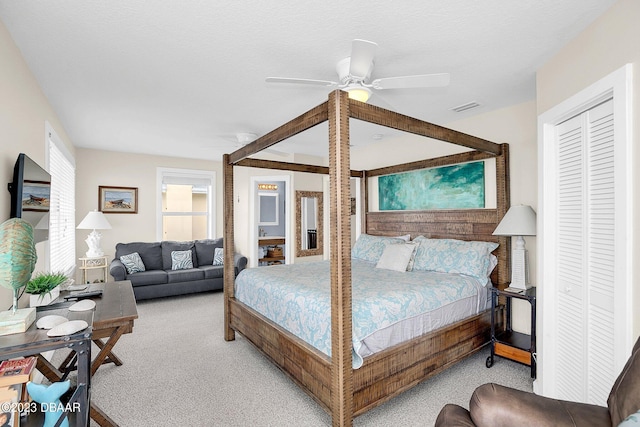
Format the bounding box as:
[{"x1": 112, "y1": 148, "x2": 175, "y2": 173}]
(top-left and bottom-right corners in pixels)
[
  {"x1": 585, "y1": 99, "x2": 616, "y2": 405},
  {"x1": 555, "y1": 114, "x2": 586, "y2": 402},
  {"x1": 554, "y1": 99, "x2": 616, "y2": 405}
]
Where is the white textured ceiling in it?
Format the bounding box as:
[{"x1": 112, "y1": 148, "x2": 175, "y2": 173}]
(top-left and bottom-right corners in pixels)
[{"x1": 0, "y1": 0, "x2": 616, "y2": 161}]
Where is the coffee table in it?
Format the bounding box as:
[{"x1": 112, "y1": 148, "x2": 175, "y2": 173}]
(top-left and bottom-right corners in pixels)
[{"x1": 53, "y1": 280, "x2": 138, "y2": 427}]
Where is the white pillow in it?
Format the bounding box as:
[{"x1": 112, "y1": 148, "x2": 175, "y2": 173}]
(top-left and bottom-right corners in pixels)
[
  {"x1": 394, "y1": 234, "x2": 411, "y2": 242},
  {"x1": 375, "y1": 243, "x2": 417, "y2": 272}
]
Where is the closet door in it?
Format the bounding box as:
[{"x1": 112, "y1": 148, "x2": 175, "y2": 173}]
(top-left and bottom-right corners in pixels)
[
  {"x1": 539, "y1": 64, "x2": 632, "y2": 405},
  {"x1": 555, "y1": 113, "x2": 587, "y2": 402},
  {"x1": 552, "y1": 99, "x2": 618, "y2": 405}
]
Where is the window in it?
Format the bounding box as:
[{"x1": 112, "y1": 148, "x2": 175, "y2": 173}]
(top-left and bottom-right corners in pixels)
[
  {"x1": 46, "y1": 123, "x2": 76, "y2": 276},
  {"x1": 157, "y1": 168, "x2": 215, "y2": 241}
]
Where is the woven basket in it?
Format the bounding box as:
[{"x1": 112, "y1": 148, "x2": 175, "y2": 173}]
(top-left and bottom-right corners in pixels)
[{"x1": 267, "y1": 246, "x2": 283, "y2": 257}]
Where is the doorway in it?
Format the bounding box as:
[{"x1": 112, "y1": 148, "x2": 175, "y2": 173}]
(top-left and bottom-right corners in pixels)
[{"x1": 249, "y1": 175, "x2": 291, "y2": 267}]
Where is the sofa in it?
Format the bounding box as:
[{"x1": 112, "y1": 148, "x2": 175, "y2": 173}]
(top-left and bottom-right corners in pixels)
[
  {"x1": 109, "y1": 239, "x2": 247, "y2": 301},
  {"x1": 435, "y1": 336, "x2": 640, "y2": 427}
]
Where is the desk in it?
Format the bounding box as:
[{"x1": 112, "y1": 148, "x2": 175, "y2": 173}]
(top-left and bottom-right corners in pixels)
[
  {"x1": 0, "y1": 308, "x2": 92, "y2": 427},
  {"x1": 56, "y1": 281, "x2": 138, "y2": 427},
  {"x1": 79, "y1": 256, "x2": 109, "y2": 284}
]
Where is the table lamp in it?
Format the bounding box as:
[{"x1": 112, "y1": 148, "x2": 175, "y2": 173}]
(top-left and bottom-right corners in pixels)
[
  {"x1": 492, "y1": 205, "x2": 537, "y2": 291},
  {"x1": 77, "y1": 210, "x2": 112, "y2": 258}
]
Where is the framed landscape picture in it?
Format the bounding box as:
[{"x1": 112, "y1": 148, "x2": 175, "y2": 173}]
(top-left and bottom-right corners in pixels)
[
  {"x1": 99, "y1": 186, "x2": 138, "y2": 214},
  {"x1": 22, "y1": 180, "x2": 51, "y2": 212}
]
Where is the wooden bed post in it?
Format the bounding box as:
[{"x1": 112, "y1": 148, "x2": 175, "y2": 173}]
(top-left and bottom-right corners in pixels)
[
  {"x1": 360, "y1": 171, "x2": 368, "y2": 234},
  {"x1": 495, "y1": 143, "x2": 511, "y2": 287},
  {"x1": 328, "y1": 90, "x2": 353, "y2": 427},
  {"x1": 223, "y1": 154, "x2": 235, "y2": 341}
]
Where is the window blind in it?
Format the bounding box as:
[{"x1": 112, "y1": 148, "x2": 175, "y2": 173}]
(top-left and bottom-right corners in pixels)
[{"x1": 48, "y1": 136, "x2": 76, "y2": 276}]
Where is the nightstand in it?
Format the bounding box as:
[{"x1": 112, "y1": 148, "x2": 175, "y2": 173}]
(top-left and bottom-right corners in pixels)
[
  {"x1": 486, "y1": 286, "x2": 536, "y2": 378},
  {"x1": 78, "y1": 255, "x2": 109, "y2": 284}
]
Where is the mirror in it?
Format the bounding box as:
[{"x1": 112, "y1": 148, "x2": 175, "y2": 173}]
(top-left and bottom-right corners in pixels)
[
  {"x1": 296, "y1": 190, "x2": 323, "y2": 257},
  {"x1": 258, "y1": 192, "x2": 279, "y2": 226}
]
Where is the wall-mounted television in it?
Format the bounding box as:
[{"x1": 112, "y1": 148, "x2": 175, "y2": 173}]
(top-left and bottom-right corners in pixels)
[{"x1": 7, "y1": 153, "x2": 51, "y2": 243}]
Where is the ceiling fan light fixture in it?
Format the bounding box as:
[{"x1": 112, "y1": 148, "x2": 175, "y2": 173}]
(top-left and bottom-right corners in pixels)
[{"x1": 345, "y1": 86, "x2": 371, "y2": 103}]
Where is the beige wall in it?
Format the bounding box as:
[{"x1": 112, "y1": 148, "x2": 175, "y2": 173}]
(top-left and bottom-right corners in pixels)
[
  {"x1": 75, "y1": 148, "x2": 222, "y2": 282},
  {"x1": 536, "y1": 0, "x2": 640, "y2": 336},
  {"x1": 0, "y1": 21, "x2": 75, "y2": 309}
]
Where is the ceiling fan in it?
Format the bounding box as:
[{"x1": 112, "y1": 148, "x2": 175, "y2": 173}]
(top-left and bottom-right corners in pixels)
[{"x1": 266, "y1": 39, "x2": 450, "y2": 103}]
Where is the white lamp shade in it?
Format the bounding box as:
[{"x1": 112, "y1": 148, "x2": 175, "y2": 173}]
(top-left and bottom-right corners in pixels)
[
  {"x1": 493, "y1": 205, "x2": 536, "y2": 236},
  {"x1": 77, "y1": 210, "x2": 112, "y2": 230},
  {"x1": 345, "y1": 86, "x2": 371, "y2": 103}
]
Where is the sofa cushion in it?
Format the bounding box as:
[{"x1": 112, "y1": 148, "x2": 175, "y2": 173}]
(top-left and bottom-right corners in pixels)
[
  {"x1": 166, "y1": 268, "x2": 205, "y2": 283},
  {"x1": 195, "y1": 238, "x2": 223, "y2": 266},
  {"x1": 199, "y1": 265, "x2": 224, "y2": 279},
  {"x1": 127, "y1": 270, "x2": 168, "y2": 287},
  {"x1": 608, "y1": 337, "x2": 640, "y2": 426},
  {"x1": 116, "y1": 242, "x2": 163, "y2": 271},
  {"x1": 162, "y1": 241, "x2": 196, "y2": 269}
]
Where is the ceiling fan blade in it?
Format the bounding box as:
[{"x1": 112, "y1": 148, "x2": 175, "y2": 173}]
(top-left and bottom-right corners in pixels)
[
  {"x1": 265, "y1": 77, "x2": 337, "y2": 86},
  {"x1": 371, "y1": 73, "x2": 450, "y2": 90},
  {"x1": 349, "y1": 39, "x2": 377, "y2": 79}
]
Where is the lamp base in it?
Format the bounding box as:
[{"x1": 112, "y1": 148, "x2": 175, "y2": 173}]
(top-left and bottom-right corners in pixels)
[
  {"x1": 85, "y1": 229, "x2": 104, "y2": 258},
  {"x1": 0, "y1": 307, "x2": 36, "y2": 336},
  {"x1": 509, "y1": 246, "x2": 530, "y2": 290}
]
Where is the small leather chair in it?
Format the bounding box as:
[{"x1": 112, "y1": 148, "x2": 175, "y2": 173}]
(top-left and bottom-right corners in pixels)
[{"x1": 435, "y1": 337, "x2": 640, "y2": 427}]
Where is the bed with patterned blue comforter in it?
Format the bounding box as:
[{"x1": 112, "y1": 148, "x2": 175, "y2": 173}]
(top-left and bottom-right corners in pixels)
[{"x1": 234, "y1": 259, "x2": 488, "y2": 368}]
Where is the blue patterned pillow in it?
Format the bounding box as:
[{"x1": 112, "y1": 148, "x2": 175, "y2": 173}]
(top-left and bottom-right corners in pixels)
[
  {"x1": 351, "y1": 234, "x2": 406, "y2": 263},
  {"x1": 171, "y1": 250, "x2": 193, "y2": 270},
  {"x1": 411, "y1": 237, "x2": 499, "y2": 280},
  {"x1": 619, "y1": 410, "x2": 640, "y2": 427},
  {"x1": 120, "y1": 252, "x2": 146, "y2": 274},
  {"x1": 213, "y1": 247, "x2": 224, "y2": 266}
]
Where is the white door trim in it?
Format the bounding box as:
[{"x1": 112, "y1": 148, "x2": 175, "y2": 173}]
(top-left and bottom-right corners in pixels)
[{"x1": 536, "y1": 63, "x2": 633, "y2": 396}]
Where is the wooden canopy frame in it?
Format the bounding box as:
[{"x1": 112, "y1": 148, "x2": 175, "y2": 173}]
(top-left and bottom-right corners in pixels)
[{"x1": 223, "y1": 90, "x2": 510, "y2": 427}]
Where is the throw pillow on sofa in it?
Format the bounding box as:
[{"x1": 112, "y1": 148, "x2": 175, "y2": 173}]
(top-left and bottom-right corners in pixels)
[
  {"x1": 120, "y1": 252, "x2": 146, "y2": 274},
  {"x1": 161, "y1": 241, "x2": 197, "y2": 269},
  {"x1": 213, "y1": 247, "x2": 224, "y2": 266},
  {"x1": 171, "y1": 250, "x2": 193, "y2": 270},
  {"x1": 195, "y1": 238, "x2": 223, "y2": 265}
]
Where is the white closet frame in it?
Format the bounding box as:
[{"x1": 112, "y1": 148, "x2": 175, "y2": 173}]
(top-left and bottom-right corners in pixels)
[{"x1": 537, "y1": 64, "x2": 633, "y2": 402}]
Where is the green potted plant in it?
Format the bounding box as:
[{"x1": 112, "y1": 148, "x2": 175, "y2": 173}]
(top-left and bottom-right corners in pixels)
[{"x1": 26, "y1": 271, "x2": 69, "y2": 307}]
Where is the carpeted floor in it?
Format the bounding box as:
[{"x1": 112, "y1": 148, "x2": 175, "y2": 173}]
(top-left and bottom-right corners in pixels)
[{"x1": 84, "y1": 291, "x2": 533, "y2": 426}]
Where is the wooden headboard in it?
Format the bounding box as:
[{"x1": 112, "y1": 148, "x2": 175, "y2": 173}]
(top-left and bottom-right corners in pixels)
[{"x1": 363, "y1": 148, "x2": 511, "y2": 289}]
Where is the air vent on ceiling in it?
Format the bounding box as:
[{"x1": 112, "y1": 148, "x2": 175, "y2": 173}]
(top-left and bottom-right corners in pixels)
[{"x1": 451, "y1": 101, "x2": 480, "y2": 113}]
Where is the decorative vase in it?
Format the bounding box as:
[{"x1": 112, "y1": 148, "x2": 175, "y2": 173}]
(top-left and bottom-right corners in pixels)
[{"x1": 29, "y1": 286, "x2": 60, "y2": 307}]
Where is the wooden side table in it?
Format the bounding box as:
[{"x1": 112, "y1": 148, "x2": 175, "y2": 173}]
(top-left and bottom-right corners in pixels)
[
  {"x1": 487, "y1": 286, "x2": 537, "y2": 378},
  {"x1": 79, "y1": 255, "x2": 109, "y2": 284}
]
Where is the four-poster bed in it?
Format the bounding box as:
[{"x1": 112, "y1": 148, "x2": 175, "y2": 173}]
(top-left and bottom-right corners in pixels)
[{"x1": 223, "y1": 90, "x2": 511, "y2": 427}]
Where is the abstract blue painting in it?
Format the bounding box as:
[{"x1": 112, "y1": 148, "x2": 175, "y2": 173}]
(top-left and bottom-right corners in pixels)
[{"x1": 378, "y1": 161, "x2": 485, "y2": 210}]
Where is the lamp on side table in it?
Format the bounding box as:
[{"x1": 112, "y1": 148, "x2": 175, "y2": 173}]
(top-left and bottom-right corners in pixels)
[
  {"x1": 77, "y1": 210, "x2": 112, "y2": 258},
  {"x1": 492, "y1": 205, "x2": 537, "y2": 292}
]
